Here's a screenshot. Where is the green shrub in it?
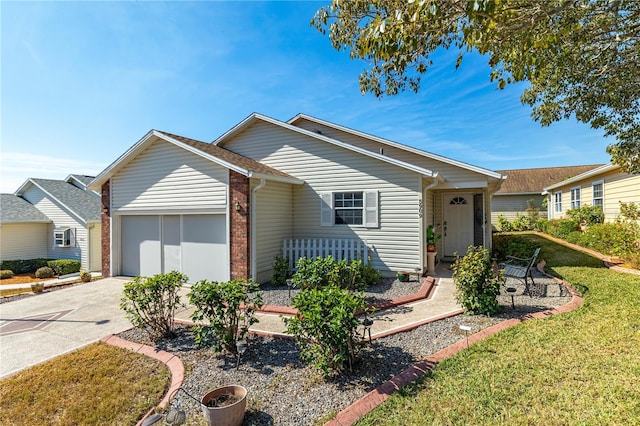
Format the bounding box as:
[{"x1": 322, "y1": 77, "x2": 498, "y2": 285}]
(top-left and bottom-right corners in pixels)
[
  {"x1": 452, "y1": 246, "x2": 502, "y2": 315},
  {"x1": 534, "y1": 218, "x2": 549, "y2": 232},
  {"x1": 497, "y1": 215, "x2": 512, "y2": 232},
  {"x1": 0, "y1": 270, "x2": 14, "y2": 279},
  {"x1": 619, "y1": 201, "x2": 640, "y2": 222},
  {"x1": 0, "y1": 258, "x2": 49, "y2": 274},
  {"x1": 546, "y1": 219, "x2": 579, "y2": 239},
  {"x1": 35, "y1": 266, "x2": 55, "y2": 279},
  {"x1": 271, "y1": 254, "x2": 290, "y2": 286},
  {"x1": 284, "y1": 285, "x2": 367, "y2": 376},
  {"x1": 47, "y1": 259, "x2": 81, "y2": 276},
  {"x1": 567, "y1": 205, "x2": 604, "y2": 225},
  {"x1": 291, "y1": 256, "x2": 377, "y2": 291},
  {"x1": 120, "y1": 271, "x2": 187, "y2": 340},
  {"x1": 188, "y1": 279, "x2": 263, "y2": 353},
  {"x1": 492, "y1": 234, "x2": 538, "y2": 261}
]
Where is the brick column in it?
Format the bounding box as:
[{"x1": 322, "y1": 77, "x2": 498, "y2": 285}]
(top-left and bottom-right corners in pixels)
[
  {"x1": 101, "y1": 180, "x2": 111, "y2": 278},
  {"x1": 229, "y1": 170, "x2": 250, "y2": 280}
]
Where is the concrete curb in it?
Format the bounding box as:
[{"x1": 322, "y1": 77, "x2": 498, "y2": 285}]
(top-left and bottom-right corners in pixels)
[
  {"x1": 323, "y1": 278, "x2": 583, "y2": 426},
  {"x1": 101, "y1": 334, "x2": 185, "y2": 425}
]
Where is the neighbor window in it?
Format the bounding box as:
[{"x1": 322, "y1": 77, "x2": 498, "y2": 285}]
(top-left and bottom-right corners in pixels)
[
  {"x1": 554, "y1": 191, "x2": 562, "y2": 213},
  {"x1": 592, "y1": 181, "x2": 604, "y2": 208},
  {"x1": 54, "y1": 228, "x2": 72, "y2": 247},
  {"x1": 321, "y1": 191, "x2": 378, "y2": 227},
  {"x1": 570, "y1": 187, "x2": 581, "y2": 209}
]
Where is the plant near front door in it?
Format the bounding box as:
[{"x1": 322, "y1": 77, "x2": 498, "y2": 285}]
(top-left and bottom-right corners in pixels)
[
  {"x1": 188, "y1": 279, "x2": 263, "y2": 353},
  {"x1": 452, "y1": 246, "x2": 503, "y2": 315}
]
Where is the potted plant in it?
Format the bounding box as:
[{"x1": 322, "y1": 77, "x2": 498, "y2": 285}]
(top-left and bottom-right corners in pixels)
[
  {"x1": 80, "y1": 271, "x2": 92, "y2": 283},
  {"x1": 426, "y1": 225, "x2": 441, "y2": 252},
  {"x1": 201, "y1": 385, "x2": 247, "y2": 426}
]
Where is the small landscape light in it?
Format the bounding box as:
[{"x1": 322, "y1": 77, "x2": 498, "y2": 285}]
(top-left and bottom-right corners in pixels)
[
  {"x1": 459, "y1": 324, "x2": 471, "y2": 349},
  {"x1": 506, "y1": 287, "x2": 517, "y2": 309},
  {"x1": 236, "y1": 339, "x2": 248, "y2": 368},
  {"x1": 361, "y1": 316, "x2": 374, "y2": 342}
]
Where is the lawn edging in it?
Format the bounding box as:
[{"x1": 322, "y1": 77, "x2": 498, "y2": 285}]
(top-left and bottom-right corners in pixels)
[
  {"x1": 101, "y1": 334, "x2": 185, "y2": 426},
  {"x1": 323, "y1": 277, "x2": 583, "y2": 426}
]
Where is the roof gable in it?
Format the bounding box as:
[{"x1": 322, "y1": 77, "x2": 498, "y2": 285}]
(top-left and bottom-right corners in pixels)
[
  {"x1": 496, "y1": 165, "x2": 604, "y2": 194},
  {"x1": 16, "y1": 178, "x2": 100, "y2": 224},
  {"x1": 0, "y1": 194, "x2": 51, "y2": 224},
  {"x1": 89, "y1": 130, "x2": 303, "y2": 191},
  {"x1": 543, "y1": 163, "x2": 623, "y2": 192},
  {"x1": 214, "y1": 113, "x2": 440, "y2": 180}
]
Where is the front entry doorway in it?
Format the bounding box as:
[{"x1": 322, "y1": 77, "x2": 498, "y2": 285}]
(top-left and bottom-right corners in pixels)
[{"x1": 442, "y1": 193, "x2": 474, "y2": 257}]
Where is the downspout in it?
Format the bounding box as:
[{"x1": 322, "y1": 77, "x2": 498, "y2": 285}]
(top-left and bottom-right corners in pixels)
[{"x1": 250, "y1": 178, "x2": 267, "y2": 281}]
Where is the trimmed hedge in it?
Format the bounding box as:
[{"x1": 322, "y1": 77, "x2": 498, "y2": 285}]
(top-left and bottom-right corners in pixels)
[
  {"x1": 0, "y1": 258, "x2": 50, "y2": 274},
  {"x1": 47, "y1": 259, "x2": 81, "y2": 276}
]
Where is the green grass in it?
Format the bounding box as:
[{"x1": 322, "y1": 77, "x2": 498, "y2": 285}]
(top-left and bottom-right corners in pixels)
[
  {"x1": 357, "y1": 234, "x2": 640, "y2": 425},
  {"x1": 0, "y1": 342, "x2": 170, "y2": 425}
]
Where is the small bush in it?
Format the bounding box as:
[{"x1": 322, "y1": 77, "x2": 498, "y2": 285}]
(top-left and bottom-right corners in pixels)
[
  {"x1": 567, "y1": 205, "x2": 604, "y2": 226},
  {"x1": 188, "y1": 279, "x2": 263, "y2": 353},
  {"x1": 271, "y1": 254, "x2": 290, "y2": 286},
  {"x1": 292, "y1": 256, "x2": 378, "y2": 291},
  {"x1": 492, "y1": 234, "x2": 538, "y2": 261},
  {"x1": 534, "y1": 218, "x2": 549, "y2": 232},
  {"x1": 47, "y1": 259, "x2": 81, "y2": 276},
  {"x1": 284, "y1": 285, "x2": 367, "y2": 376},
  {"x1": 452, "y1": 246, "x2": 502, "y2": 315},
  {"x1": 80, "y1": 271, "x2": 92, "y2": 283},
  {"x1": 497, "y1": 215, "x2": 512, "y2": 232},
  {"x1": 35, "y1": 267, "x2": 55, "y2": 279},
  {"x1": 546, "y1": 219, "x2": 579, "y2": 239},
  {"x1": 120, "y1": 271, "x2": 187, "y2": 340},
  {"x1": 0, "y1": 270, "x2": 14, "y2": 279},
  {"x1": 0, "y1": 258, "x2": 49, "y2": 274}
]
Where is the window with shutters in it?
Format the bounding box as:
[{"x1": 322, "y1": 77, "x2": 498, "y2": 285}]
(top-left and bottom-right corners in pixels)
[{"x1": 321, "y1": 191, "x2": 378, "y2": 227}]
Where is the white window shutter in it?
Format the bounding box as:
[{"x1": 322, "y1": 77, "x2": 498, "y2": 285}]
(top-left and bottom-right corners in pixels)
[
  {"x1": 320, "y1": 192, "x2": 333, "y2": 226},
  {"x1": 364, "y1": 191, "x2": 379, "y2": 228}
]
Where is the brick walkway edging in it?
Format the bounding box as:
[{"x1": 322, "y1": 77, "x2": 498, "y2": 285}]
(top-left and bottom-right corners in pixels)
[
  {"x1": 101, "y1": 334, "x2": 185, "y2": 426},
  {"x1": 323, "y1": 276, "x2": 584, "y2": 426}
]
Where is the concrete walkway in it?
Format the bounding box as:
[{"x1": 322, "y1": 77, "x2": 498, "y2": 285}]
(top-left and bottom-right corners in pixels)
[{"x1": 0, "y1": 277, "x2": 132, "y2": 378}]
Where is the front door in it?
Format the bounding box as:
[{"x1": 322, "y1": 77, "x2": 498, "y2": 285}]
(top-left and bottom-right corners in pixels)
[{"x1": 443, "y1": 193, "x2": 474, "y2": 257}]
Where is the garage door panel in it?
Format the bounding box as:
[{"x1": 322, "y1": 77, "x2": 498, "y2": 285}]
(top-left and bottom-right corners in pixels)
[
  {"x1": 162, "y1": 215, "x2": 181, "y2": 273},
  {"x1": 121, "y1": 216, "x2": 161, "y2": 277},
  {"x1": 182, "y1": 215, "x2": 228, "y2": 282}
]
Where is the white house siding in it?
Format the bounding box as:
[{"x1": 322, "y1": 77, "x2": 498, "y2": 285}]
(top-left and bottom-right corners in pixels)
[
  {"x1": 491, "y1": 194, "x2": 545, "y2": 228},
  {"x1": 252, "y1": 179, "x2": 294, "y2": 283},
  {"x1": 223, "y1": 121, "x2": 423, "y2": 275},
  {"x1": 20, "y1": 186, "x2": 87, "y2": 269},
  {"x1": 0, "y1": 223, "x2": 49, "y2": 261},
  {"x1": 111, "y1": 139, "x2": 228, "y2": 212}
]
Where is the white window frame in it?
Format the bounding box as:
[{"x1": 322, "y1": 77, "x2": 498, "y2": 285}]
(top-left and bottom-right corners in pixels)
[
  {"x1": 54, "y1": 228, "x2": 73, "y2": 247},
  {"x1": 570, "y1": 186, "x2": 581, "y2": 209},
  {"x1": 320, "y1": 191, "x2": 378, "y2": 228},
  {"x1": 554, "y1": 191, "x2": 563, "y2": 213},
  {"x1": 592, "y1": 180, "x2": 604, "y2": 209}
]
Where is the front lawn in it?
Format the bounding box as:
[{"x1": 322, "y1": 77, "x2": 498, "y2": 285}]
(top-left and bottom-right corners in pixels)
[
  {"x1": 0, "y1": 342, "x2": 170, "y2": 425},
  {"x1": 357, "y1": 234, "x2": 640, "y2": 425}
]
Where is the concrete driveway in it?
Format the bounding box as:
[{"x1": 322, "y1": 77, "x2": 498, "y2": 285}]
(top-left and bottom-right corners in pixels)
[{"x1": 0, "y1": 277, "x2": 133, "y2": 379}]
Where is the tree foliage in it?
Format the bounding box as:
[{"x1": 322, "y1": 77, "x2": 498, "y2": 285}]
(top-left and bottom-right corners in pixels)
[{"x1": 313, "y1": 0, "x2": 640, "y2": 172}]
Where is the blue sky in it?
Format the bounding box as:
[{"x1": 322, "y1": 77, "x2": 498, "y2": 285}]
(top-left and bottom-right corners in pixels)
[{"x1": 1, "y1": 1, "x2": 611, "y2": 193}]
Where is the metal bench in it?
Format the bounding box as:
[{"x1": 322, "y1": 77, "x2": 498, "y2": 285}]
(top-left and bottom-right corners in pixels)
[{"x1": 500, "y1": 247, "x2": 541, "y2": 297}]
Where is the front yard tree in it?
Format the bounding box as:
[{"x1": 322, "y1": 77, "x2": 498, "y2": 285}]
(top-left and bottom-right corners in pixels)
[{"x1": 312, "y1": 0, "x2": 640, "y2": 173}]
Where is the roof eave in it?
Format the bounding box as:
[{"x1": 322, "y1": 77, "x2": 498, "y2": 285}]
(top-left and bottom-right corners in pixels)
[{"x1": 543, "y1": 163, "x2": 619, "y2": 192}]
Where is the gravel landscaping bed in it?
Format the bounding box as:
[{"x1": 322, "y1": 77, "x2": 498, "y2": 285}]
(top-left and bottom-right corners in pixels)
[{"x1": 119, "y1": 270, "x2": 571, "y2": 426}]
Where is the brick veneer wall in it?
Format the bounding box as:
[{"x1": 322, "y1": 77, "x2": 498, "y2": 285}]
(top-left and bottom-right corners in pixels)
[
  {"x1": 101, "y1": 180, "x2": 111, "y2": 278},
  {"x1": 229, "y1": 171, "x2": 250, "y2": 280}
]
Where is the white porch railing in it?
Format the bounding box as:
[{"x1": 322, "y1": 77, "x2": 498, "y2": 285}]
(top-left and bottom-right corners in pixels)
[{"x1": 282, "y1": 238, "x2": 369, "y2": 270}]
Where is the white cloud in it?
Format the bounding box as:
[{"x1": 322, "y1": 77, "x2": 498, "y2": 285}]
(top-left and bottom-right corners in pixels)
[{"x1": 0, "y1": 152, "x2": 107, "y2": 193}]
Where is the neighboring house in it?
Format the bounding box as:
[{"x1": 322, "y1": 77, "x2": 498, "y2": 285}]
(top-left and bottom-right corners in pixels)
[
  {"x1": 7, "y1": 175, "x2": 102, "y2": 271},
  {"x1": 89, "y1": 113, "x2": 506, "y2": 283},
  {"x1": 543, "y1": 163, "x2": 640, "y2": 222},
  {"x1": 0, "y1": 194, "x2": 52, "y2": 261},
  {"x1": 492, "y1": 165, "x2": 602, "y2": 229}
]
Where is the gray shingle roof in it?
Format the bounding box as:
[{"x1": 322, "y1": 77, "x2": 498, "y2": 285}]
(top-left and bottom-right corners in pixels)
[
  {"x1": 0, "y1": 194, "x2": 51, "y2": 224},
  {"x1": 29, "y1": 178, "x2": 101, "y2": 222},
  {"x1": 67, "y1": 174, "x2": 95, "y2": 187}
]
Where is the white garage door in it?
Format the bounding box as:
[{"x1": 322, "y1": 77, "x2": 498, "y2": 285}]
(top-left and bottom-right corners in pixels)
[{"x1": 120, "y1": 214, "x2": 228, "y2": 282}]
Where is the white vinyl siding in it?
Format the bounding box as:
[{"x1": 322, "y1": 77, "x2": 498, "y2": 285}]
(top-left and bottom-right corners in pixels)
[
  {"x1": 0, "y1": 223, "x2": 49, "y2": 261},
  {"x1": 221, "y1": 121, "x2": 422, "y2": 274},
  {"x1": 253, "y1": 180, "x2": 294, "y2": 283},
  {"x1": 490, "y1": 194, "x2": 545, "y2": 229},
  {"x1": 20, "y1": 186, "x2": 88, "y2": 269},
  {"x1": 112, "y1": 139, "x2": 228, "y2": 212}
]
